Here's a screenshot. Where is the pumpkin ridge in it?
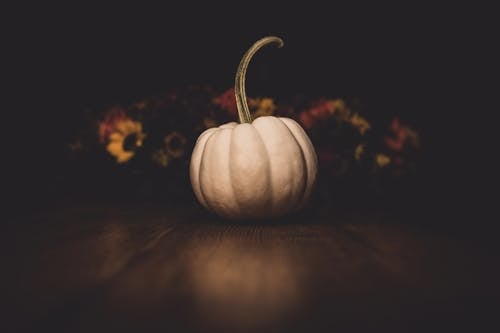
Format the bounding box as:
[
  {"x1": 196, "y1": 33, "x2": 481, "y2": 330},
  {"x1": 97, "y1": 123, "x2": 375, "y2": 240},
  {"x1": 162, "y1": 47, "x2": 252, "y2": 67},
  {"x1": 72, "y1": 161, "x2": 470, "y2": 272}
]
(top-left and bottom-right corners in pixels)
[
  {"x1": 279, "y1": 118, "x2": 318, "y2": 207},
  {"x1": 190, "y1": 128, "x2": 217, "y2": 210},
  {"x1": 198, "y1": 129, "x2": 219, "y2": 213},
  {"x1": 227, "y1": 127, "x2": 242, "y2": 216},
  {"x1": 253, "y1": 124, "x2": 275, "y2": 214},
  {"x1": 279, "y1": 118, "x2": 308, "y2": 207}
]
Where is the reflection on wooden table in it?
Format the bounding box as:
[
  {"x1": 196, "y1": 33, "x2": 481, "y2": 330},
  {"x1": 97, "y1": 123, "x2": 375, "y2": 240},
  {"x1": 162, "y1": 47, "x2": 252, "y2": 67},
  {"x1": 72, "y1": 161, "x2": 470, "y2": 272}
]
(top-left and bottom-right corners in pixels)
[{"x1": 2, "y1": 203, "x2": 498, "y2": 332}]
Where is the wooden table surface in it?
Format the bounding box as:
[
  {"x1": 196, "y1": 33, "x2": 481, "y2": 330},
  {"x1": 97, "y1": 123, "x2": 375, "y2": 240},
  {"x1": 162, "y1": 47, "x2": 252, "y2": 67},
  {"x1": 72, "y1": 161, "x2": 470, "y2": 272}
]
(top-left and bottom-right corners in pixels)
[{"x1": 2, "y1": 201, "x2": 498, "y2": 332}]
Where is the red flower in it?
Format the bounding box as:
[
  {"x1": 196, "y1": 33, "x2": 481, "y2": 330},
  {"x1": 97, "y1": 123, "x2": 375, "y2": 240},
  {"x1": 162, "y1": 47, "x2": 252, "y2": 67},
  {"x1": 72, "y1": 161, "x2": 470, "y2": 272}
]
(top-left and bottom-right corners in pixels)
[
  {"x1": 309, "y1": 100, "x2": 334, "y2": 119},
  {"x1": 385, "y1": 137, "x2": 405, "y2": 152},
  {"x1": 390, "y1": 117, "x2": 401, "y2": 132},
  {"x1": 213, "y1": 88, "x2": 238, "y2": 117},
  {"x1": 384, "y1": 117, "x2": 409, "y2": 152},
  {"x1": 299, "y1": 111, "x2": 315, "y2": 129},
  {"x1": 98, "y1": 107, "x2": 129, "y2": 144},
  {"x1": 298, "y1": 100, "x2": 337, "y2": 129}
]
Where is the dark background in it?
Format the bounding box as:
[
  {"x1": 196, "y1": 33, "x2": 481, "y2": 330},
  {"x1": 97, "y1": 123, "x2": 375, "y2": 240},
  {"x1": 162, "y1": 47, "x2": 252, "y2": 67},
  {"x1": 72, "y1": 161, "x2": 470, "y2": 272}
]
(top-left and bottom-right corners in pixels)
[
  {"x1": 2, "y1": 5, "x2": 497, "y2": 333},
  {"x1": 6, "y1": 5, "x2": 484, "y2": 223}
]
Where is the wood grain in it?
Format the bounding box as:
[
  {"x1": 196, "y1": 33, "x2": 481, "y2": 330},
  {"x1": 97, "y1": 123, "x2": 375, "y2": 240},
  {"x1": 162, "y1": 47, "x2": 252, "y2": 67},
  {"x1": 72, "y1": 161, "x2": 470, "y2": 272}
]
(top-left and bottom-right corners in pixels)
[{"x1": 2, "y1": 202, "x2": 498, "y2": 332}]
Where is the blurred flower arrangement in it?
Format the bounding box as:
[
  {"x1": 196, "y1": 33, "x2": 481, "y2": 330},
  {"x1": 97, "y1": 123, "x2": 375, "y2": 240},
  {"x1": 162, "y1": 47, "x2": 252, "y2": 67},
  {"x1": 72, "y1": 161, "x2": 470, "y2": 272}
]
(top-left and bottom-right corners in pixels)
[{"x1": 67, "y1": 86, "x2": 420, "y2": 201}]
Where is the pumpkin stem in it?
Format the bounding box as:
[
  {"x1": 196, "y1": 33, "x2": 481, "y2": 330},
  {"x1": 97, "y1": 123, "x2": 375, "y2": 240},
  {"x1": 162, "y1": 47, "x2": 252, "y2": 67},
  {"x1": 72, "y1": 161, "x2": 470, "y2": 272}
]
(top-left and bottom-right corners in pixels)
[{"x1": 235, "y1": 36, "x2": 284, "y2": 123}]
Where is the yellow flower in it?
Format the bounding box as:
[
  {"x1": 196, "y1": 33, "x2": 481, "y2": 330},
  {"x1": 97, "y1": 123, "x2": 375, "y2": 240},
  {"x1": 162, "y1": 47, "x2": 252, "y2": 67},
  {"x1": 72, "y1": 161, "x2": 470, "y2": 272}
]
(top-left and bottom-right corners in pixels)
[
  {"x1": 350, "y1": 113, "x2": 371, "y2": 135},
  {"x1": 247, "y1": 97, "x2": 260, "y2": 109},
  {"x1": 331, "y1": 99, "x2": 350, "y2": 119},
  {"x1": 105, "y1": 120, "x2": 146, "y2": 163},
  {"x1": 354, "y1": 144, "x2": 365, "y2": 160},
  {"x1": 253, "y1": 98, "x2": 276, "y2": 118},
  {"x1": 375, "y1": 153, "x2": 391, "y2": 167}
]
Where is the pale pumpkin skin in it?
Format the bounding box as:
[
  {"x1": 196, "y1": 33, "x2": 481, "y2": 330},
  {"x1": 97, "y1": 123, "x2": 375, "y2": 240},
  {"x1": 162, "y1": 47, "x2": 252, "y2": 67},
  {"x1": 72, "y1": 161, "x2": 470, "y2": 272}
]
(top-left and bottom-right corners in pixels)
[
  {"x1": 190, "y1": 36, "x2": 318, "y2": 219},
  {"x1": 190, "y1": 116, "x2": 317, "y2": 219}
]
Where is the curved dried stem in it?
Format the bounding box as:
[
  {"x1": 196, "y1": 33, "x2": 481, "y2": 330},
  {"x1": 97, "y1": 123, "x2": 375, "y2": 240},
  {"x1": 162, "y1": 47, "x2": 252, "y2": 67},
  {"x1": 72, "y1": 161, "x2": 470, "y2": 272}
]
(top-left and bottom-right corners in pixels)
[{"x1": 235, "y1": 36, "x2": 284, "y2": 123}]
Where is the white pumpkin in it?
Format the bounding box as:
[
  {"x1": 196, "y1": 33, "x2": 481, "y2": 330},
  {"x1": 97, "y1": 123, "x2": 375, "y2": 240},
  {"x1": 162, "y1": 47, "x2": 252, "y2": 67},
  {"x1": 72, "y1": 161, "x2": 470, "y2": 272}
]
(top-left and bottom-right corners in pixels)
[{"x1": 190, "y1": 36, "x2": 317, "y2": 219}]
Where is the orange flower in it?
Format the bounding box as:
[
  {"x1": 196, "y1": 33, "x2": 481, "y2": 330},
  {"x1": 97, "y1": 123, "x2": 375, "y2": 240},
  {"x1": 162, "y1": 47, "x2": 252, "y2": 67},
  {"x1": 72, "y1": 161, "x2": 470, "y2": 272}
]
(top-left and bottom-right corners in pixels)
[
  {"x1": 253, "y1": 98, "x2": 277, "y2": 118},
  {"x1": 375, "y1": 154, "x2": 391, "y2": 167},
  {"x1": 298, "y1": 99, "x2": 350, "y2": 129},
  {"x1": 98, "y1": 107, "x2": 128, "y2": 144},
  {"x1": 349, "y1": 113, "x2": 371, "y2": 135},
  {"x1": 309, "y1": 100, "x2": 335, "y2": 119}
]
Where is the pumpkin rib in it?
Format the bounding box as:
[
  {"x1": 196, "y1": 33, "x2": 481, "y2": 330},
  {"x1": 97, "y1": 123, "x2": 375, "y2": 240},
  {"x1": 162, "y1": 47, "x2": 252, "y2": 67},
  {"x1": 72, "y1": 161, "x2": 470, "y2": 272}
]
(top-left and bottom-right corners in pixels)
[
  {"x1": 252, "y1": 123, "x2": 275, "y2": 214},
  {"x1": 229, "y1": 124, "x2": 273, "y2": 218},
  {"x1": 280, "y1": 118, "x2": 318, "y2": 206},
  {"x1": 268, "y1": 117, "x2": 307, "y2": 212},
  {"x1": 219, "y1": 122, "x2": 238, "y2": 129},
  {"x1": 190, "y1": 128, "x2": 217, "y2": 210},
  {"x1": 279, "y1": 118, "x2": 309, "y2": 208},
  {"x1": 191, "y1": 117, "x2": 316, "y2": 219},
  {"x1": 253, "y1": 116, "x2": 306, "y2": 216},
  {"x1": 197, "y1": 129, "x2": 219, "y2": 213},
  {"x1": 227, "y1": 127, "x2": 242, "y2": 216},
  {"x1": 201, "y1": 129, "x2": 240, "y2": 219}
]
